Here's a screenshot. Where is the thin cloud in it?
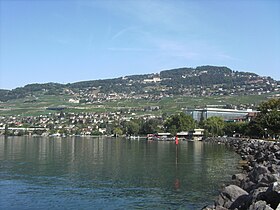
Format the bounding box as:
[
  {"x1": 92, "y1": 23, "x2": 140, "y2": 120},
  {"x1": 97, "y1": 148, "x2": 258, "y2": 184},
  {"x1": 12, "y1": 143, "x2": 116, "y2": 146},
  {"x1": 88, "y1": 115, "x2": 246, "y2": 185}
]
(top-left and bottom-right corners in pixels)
[
  {"x1": 111, "y1": 27, "x2": 137, "y2": 40},
  {"x1": 107, "y1": 47, "x2": 156, "y2": 52}
]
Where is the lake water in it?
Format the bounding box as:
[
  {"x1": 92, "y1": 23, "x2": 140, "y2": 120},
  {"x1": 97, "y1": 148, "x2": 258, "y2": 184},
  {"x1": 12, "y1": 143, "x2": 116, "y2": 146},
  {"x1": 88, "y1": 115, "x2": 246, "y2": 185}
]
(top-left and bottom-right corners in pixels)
[{"x1": 0, "y1": 136, "x2": 240, "y2": 209}]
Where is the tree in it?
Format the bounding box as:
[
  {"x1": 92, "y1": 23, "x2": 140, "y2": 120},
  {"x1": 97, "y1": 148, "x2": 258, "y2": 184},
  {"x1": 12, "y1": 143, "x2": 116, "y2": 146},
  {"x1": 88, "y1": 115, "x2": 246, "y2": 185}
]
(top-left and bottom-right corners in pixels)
[
  {"x1": 223, "y1": 122, "x2": 248, "y2": 137},
  {"x1": 123, "y1": 120, "x2": 140, "y2": 135},
  {"x1": 164, "y1": 112, "x2": 196, "y2": 135},
  {"x1": 202, "y1": 116, "x2": 224, "y2": 137},
  {"x1": 113, "y1": 127, "x2": 123, "y2": 136},
  {"x1": 246, "y1": 120, "x2": 263, "y2": 138},
  {"x1": 250, "y1": 98, "x2": 280, "y2": 138},
  {"x1": 140, "y1": 118, "x2": 162, "y2": 134}
]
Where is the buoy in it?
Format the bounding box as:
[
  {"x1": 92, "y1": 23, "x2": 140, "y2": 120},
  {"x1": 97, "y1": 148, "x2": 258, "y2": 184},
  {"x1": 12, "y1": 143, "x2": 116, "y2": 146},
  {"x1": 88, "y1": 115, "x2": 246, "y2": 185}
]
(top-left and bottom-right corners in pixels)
[{"x1": 175, "y1": 136, "x2": 179, "y2": 145}]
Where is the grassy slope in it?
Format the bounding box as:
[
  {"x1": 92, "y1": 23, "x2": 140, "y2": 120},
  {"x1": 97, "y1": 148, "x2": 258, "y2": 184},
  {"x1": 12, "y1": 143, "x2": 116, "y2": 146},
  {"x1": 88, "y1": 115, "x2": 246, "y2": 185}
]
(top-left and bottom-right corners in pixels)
[{"x1": 0, "y1": 92, "x2": 278, "y2": 117}]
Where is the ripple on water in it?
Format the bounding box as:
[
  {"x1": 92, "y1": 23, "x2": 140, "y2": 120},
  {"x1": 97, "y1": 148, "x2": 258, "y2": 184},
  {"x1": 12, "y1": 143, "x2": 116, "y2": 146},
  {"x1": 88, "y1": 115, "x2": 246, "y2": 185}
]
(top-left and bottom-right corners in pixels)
[{"x1": 0, "y1": 137, "x2": 240, "y2": 209}]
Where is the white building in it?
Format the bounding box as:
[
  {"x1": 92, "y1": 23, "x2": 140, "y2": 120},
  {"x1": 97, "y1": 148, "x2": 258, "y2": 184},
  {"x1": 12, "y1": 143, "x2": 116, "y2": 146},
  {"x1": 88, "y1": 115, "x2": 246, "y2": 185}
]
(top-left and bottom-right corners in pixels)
[{"x1": 186, "y1": 107, "x2": 258, "y2": 122}]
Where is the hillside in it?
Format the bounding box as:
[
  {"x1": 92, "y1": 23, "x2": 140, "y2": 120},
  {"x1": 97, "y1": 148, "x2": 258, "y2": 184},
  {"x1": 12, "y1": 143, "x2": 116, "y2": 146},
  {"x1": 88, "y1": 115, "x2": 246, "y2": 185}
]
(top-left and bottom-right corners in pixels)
[{"x1": 0, "y1": 66, "x2": 279, "y2": 104}]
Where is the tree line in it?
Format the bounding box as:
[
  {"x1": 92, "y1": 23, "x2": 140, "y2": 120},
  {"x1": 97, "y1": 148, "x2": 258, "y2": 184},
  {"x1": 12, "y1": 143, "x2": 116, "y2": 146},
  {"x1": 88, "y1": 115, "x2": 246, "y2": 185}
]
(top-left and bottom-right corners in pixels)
[{"x1": 114, "y1": 98, "x2": 280, "y2": 139}]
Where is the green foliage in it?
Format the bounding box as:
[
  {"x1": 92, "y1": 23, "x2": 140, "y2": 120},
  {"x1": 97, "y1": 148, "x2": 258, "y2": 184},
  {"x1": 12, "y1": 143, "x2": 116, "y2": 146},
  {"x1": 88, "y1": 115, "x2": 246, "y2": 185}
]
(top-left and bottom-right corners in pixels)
[
  {"x1": 258, "y1": 98, "x2": 280, "y2": 113},
  {"x1": 0, "y1": 83, "x2": 64, "y2": 102},
  {"x1": 250, "y1": 98, "x2": 280, "y2": 138},
  {"x1": 223, "y1": 122, "x2": 248, "y2": 137},
  {"x1": 1, "y1": 65, "x2": 278, "y2": 104},
  {"x1": 245, "y1": 120, "x2": 264, "y2": 138},
  {"x1": 123, "y1": 120, "x2": 140, "y2": 135},
  {"x1": 160, "y1": 66, "x2": 249, "y2": 88},
  {"x1": 113, "y1": 127, "x2": 123, "y2": 136},
  {"x1": 164, "y1": 112, "x2": 196, "y2": 135},
  {"x1": 202, "y1": 116, "x2": 225, "y2": 137},
  {"x1": 140, "y1": 118, "x2": 163, "y2": 134}
]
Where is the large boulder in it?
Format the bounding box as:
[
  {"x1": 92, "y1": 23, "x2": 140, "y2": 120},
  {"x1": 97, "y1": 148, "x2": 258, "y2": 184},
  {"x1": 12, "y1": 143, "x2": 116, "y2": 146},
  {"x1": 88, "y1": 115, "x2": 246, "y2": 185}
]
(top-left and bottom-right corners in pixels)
[
  {"x1": 262, "y1": 181, "x2": 280, "y2": 209},
  {"x1": 249, "y1": 165, "x2": 269, "y2": 183},
  {"x1": 215, "y1": 185, "x2": 251, "y2": 209},
  {"x1": 251, "y1": 187, "x2": 268, "y2": 202},
  {"x1": 257, "y1": 173, "x2": 278, "y2": 187}
]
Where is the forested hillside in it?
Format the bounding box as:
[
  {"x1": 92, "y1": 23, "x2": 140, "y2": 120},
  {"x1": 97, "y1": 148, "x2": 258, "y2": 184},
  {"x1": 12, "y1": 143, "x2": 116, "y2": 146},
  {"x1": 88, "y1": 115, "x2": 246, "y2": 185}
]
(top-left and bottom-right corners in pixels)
[{"x1": 0, "y1": 66, "x2": 279, "y2": 102}]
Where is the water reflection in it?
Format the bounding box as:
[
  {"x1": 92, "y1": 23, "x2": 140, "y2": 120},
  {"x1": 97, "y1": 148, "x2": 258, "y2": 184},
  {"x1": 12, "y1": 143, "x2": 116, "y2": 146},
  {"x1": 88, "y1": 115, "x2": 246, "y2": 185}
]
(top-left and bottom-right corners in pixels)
[{"x1": 0, "y1": 136, "x2": 240, "y2": 209}]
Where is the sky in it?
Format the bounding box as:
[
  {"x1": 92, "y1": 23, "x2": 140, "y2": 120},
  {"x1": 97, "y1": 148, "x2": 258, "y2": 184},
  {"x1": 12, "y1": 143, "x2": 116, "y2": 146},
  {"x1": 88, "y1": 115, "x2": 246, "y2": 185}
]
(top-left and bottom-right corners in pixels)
[{"x1": 0, "y1": 0, "x2": 280, "y2": 90}]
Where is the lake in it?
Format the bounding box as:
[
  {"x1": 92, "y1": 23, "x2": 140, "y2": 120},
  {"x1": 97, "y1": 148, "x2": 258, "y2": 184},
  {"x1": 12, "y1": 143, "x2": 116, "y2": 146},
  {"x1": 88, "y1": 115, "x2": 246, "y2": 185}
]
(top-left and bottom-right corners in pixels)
[{"x1": 0, "y1": 136, "x2": 240, "y2": 209}]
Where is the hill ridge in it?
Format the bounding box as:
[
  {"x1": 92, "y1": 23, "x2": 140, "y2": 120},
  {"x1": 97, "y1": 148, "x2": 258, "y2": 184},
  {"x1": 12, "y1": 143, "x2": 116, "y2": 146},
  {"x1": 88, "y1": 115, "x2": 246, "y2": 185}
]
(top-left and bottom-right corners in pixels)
[{"x1": 0, "y1": 65, "x2": 279, "y2": 102}]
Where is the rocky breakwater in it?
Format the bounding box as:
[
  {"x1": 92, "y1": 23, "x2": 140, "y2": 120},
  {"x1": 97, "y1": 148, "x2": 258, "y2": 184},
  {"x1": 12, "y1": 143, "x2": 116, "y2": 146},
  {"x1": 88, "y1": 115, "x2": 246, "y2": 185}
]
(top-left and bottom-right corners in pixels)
[{"x1": 202, "y1": 137, "x2": 280, "y2": 210}]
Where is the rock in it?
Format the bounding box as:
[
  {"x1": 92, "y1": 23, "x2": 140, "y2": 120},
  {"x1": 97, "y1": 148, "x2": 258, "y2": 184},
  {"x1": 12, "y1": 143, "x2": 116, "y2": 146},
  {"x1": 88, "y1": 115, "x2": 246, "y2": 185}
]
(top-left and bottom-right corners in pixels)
[
  {"x1": 243, "y1": 180, "x2": 256, "y2": 192},
  {"x1": 271, "y1": 144, "x2": 280, "y2": 153},
  {"x1": 249, "y1": 165, "x2": 269, "y2": 183},
  {"x1": 256, "y1": 151, "x2": 266, "y2": 163},
  {"x1": 215, "y1": 206, "x2": 228, "y2": 210},
  {"x1": 216, "y1": 185, "x2": 250, "y2": 209},
  {"x1": 248, "y1": 200, "x2": 273, "y2": 210},
  {"x1": 251, "y1": 187, "x2": 268, "y2": 202},
  {"x1": 201, "y1": 206, "x2": 228, "y2": 210},
  {"x1": 201, "y1": 205, "x2": 215, "y2": 210},
  {"x1": 202, "y1": 138, "x2": 280, "y2": 209},
  {"x1": 268, "y1": 164, "x2": 278, "y2": 173},
  {"x1": 275, "y1": 151, "x2": 280, "y2": 159},
  {"x1": 263, "y1": 181, "x2": 280, "y2": 209},
  {"x1": 232, "y1": 173, "x2": 247, "y2": 187},
  {"x1": 230, "y1": 194, "x2": 252, "y2": 209},
  {"x1": 267, "y1": 154, "x2": 277, "y2": 163},
  {"x1": 258, "y1": 173, "x2": 278, "y2": 186}
]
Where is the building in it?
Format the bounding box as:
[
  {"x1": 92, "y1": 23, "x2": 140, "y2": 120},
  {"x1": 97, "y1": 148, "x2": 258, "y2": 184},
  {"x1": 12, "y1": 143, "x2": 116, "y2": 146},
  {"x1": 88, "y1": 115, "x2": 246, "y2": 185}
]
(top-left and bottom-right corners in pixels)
[
  {"x1": 153, "y1": 132, "x2": 173, "y2": 141},
  {"x1": 186, "y1": 107, "x2": 258, "y2": 122},
  {"x1": 177, "y1": 129, "x2": 204, "y2": 141},
  {"x1": 188, "y1": 129, "x2": 205, "y2": 140}
]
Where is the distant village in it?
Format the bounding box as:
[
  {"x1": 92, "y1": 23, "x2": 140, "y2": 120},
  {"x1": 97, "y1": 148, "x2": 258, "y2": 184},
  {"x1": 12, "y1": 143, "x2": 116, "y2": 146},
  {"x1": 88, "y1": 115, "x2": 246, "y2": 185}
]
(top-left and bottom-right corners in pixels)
[
  {"x1": 0, "y1": 104, "x2": 259, "y2": 137},
  {"x1": 0, "y1": 111, "x2": 129, "y2": 137}
]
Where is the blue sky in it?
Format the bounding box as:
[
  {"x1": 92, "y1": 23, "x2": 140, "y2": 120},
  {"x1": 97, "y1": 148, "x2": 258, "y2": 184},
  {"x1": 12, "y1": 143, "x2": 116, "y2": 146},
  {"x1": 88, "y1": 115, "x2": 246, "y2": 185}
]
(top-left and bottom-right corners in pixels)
[{"x1": 0, "y1": 0, "x2": 279, "y2": 90}]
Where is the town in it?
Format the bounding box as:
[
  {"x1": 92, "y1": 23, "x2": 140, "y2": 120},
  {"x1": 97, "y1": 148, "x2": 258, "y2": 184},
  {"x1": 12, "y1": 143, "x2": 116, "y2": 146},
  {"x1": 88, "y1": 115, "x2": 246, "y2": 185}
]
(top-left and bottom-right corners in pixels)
[{"x1": 1, "y1": 97, "x2": 278, "y2": 141}]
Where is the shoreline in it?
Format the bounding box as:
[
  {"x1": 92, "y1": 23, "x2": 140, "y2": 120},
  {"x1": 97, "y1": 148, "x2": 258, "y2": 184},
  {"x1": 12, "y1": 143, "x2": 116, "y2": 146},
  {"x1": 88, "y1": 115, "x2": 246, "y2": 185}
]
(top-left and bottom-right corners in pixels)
[{"x1": 202, "y1": 137, "x2": 280, "y2": 210}]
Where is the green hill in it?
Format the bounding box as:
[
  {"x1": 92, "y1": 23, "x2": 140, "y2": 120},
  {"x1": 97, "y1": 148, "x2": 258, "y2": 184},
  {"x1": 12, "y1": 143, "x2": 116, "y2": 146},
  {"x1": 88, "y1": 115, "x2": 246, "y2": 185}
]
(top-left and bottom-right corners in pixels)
[{"x1": 0, "y1": 65, "x2": 279, "y2": 116}]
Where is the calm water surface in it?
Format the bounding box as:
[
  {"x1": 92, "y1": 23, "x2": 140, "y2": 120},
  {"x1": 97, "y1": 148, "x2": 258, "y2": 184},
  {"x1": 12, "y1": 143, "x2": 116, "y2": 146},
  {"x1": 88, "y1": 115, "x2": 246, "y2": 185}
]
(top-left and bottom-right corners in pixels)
[{"x1": 0, "y1": 136, "x2": 240, "y2": 209}]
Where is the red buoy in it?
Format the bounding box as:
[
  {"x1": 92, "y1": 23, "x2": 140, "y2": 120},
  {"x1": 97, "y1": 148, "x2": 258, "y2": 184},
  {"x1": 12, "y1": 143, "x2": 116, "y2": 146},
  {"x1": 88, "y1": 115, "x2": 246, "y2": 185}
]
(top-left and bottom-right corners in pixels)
[{"x1": 175, "y1": 136, "x2": 179, "y2": 145}]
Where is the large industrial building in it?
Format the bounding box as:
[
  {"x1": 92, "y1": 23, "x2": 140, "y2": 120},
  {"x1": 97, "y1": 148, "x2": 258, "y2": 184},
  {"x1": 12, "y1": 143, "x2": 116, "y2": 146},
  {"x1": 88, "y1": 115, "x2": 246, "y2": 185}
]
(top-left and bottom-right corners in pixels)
[{"x1": 186, "y1": 107, "x2": 258, "y2": 122}]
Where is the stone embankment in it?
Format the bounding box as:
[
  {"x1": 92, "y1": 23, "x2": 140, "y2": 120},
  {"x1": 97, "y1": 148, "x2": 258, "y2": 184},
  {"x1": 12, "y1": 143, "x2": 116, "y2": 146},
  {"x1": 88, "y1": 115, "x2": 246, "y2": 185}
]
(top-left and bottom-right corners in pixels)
[{"x1": 202, "y1": 137, "x2": 280, "y2": 210}]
